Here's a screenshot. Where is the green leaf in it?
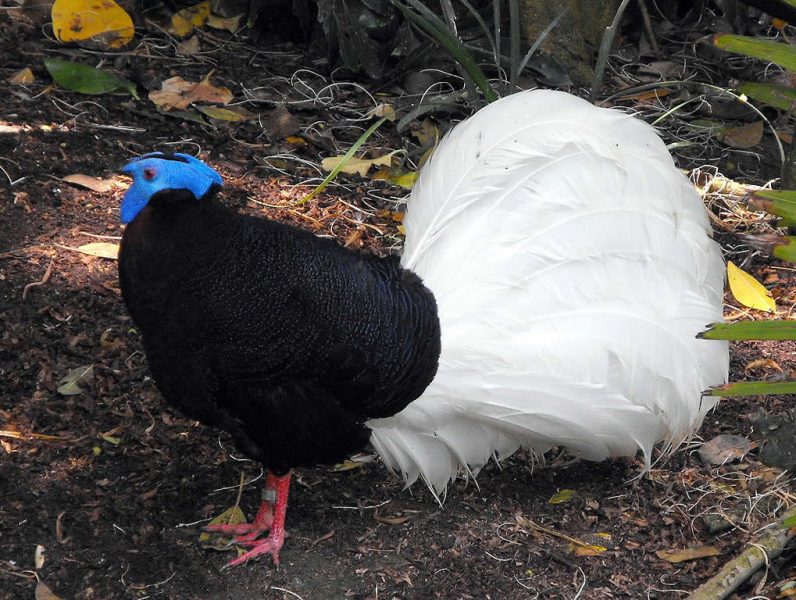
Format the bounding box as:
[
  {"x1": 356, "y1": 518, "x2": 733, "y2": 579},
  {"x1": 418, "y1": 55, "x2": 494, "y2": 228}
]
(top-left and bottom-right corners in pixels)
[
  {"x1": 713, "y1": 34, "x2": 796, "y2": 72},
  {"x1": 784, "y1": 514, "x2": 796, "y2": 528},
  {"x1": 772, "y1": 237, "x2": 796, "y2": 262},
  {"x1": 739, "y1": 81, "x2": 796, "y2": 112},
  {"x1": 699, "y1": 320, "x2": 796, "y2": 340},
  {"x1": 748, "y1": 189, "x2": 796, "y2": 222},
  {"x1": 44, "y1": 58, "x2": 139, "y2": 99},
  {"x1": 708, "y1": 380, "x2": 796, "y2": 397}
]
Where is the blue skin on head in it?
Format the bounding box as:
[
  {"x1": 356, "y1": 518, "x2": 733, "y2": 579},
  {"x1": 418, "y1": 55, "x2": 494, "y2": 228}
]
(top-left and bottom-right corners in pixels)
[{"x1": 120, "y1": 153, "x2": 224, "y2": 224}]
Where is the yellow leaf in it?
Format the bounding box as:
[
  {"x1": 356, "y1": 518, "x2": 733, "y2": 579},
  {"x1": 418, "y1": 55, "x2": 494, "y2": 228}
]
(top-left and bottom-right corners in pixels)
[
  {"x1": 656, "y1": 545, "x2": 720, "y2": 563},
  {"x1": 149, "y1": 72, "x2": 233, "y2": 111},
  {"x1": 371, "y1": 167, "x2": 418, "y2": 189},
  {"x1": 728, "y1": 261, "x2": 776, "y2": 312},
  {"x1": 197, "y1": 105, "x2": 252, "y2": 121},
  {"x1": 169, "y1": 0, "x2": 211, "y2": 37},
  {"x1": 410, "y1": 119, "x2": 439, "y2": 147},
  {"x1": 571, "y1": 544, "x2": 607, "y2": 556},
  {"x1": 51, "y1": 0, "x2": 134, "y2": 49},
  {"x1": 330, "y1": 454, "x2": 375, "y2": 471},
  {"x1": 8, "y1": 67, "x2": 35, "y2": 84},
  {"x1": 100, "y1": 433, "x2": 121, "y2": 445},
  {"x1": 548, "y1": 489, "x2": 575, "y2": 504},
  {"x1": 199, "y1": 505, "x2": 246, "y2": 548},
  {"x1": 207, "y1": 13, "x2": 242, "y2": 33},
  {"x1": 321, "y1": 151, "x2": 396, "y2": 177},
  {"x1": 76, "y1": 242, "x2": 120, "y2": 259}
]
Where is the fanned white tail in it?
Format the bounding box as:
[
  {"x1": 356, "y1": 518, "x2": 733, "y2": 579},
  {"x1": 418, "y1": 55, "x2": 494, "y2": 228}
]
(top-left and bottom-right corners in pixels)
[{"x1": 367, "y1": 90, "x2": 728, "y2": 496}]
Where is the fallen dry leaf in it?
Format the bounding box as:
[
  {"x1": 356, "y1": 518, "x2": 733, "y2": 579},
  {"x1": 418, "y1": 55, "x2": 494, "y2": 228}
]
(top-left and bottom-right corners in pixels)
[
  {"x1": 8, "y1": 67, "x2": 35, "y2": 84},
  {"x1": 698, "y1": 434, "x2": 756, "y2": 465},
  {"x1": 727, "y1": 261, "x2": 776, "y2": 313},
  {"x1": 207, "y1": 12, "x2": 242, "y2": 32},
  {"x1": 169, "y1": 0, "x2": 210, "y2": 37},
  {"x1": 176, "y1": 35, "x2": 201, "y2": 55},
  {"x1": 51, "y1": 0, "x2": 134, "y2": 48},
  {"x1": 75, "y1": 242, "x2": 120, "y2": 259},
  {"x1": 149, "y1": 72, "x2": 233, "y2": 111},
  {"x1": 62, "y1": 173, "x2": 115, "y2": 192},
  {"x1": 656, "y1": 545, "x2": 720, "y2": 563},
  {"x1": 718, "y1": 120, "x2": 764, "y2": 149},
  {"x1": 321, "y1": 151, "x2": 396, "y2": 177},
  {"x1": 35, "y1": 580, "x2": 64, "y2": 600},
  {"x1": 57, "y1": 365, "x2": 94, "y2": 396},
  {"x1": 200, "y1": 504, "x2": 246, "y2": 551},
  {"x1": 34, "y1": 544, "x2": 45, "y2": 569},
  {"x1": 548, "y1": 489, "x2": 576, "y2": 504},
  {"x1": 196, "y1": 105, "x2": 253, "y2": 122}
]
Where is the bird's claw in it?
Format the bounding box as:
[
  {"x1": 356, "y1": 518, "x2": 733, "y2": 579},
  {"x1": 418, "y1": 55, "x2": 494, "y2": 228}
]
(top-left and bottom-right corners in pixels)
[{"x1": 222, "y1": 532, "x2": 284, "y2": 568}]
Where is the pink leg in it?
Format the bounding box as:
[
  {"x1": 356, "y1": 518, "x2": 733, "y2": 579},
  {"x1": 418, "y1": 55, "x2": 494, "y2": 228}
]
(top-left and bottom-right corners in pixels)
[
  {"x1": 207, "y1": 471, "x2": 291, "y2": 568},
  {"x1": 204, "y1": 472, "x2": 278, "y2": 539}
]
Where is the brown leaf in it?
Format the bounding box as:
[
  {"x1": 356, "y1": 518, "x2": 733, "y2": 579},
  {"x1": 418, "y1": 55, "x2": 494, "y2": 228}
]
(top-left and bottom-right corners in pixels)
[
  {"x1": 374, "y1": 513, "x2": 410, "y2": 525},
  {"x1": 62, "y1": 174, "x2": 115, "y2": 192},
  {"x1": 656, "y1": 545, "x2": 720, "y2": 563},
  {"x1": 698, "y1": 434, "x2": 756, "y2": 465},
  {"x1": 148, "y1": 72, "x2": 233, "y2": 111},
  {"x1": 718, "y1": 120, "x2": 764, "y2": 149},
  {"x1": 176, "y1": 35, "x2": 201, "y2": 56},
  {"x1": 263, "y1": 104, "x2": 299, "y2": 140},
  {"x1": 35, "y1": 581, "x2": 64, "y2": 600},
  {"x1": 8, "y1": 67, "x2": 35, "y2": 84}
]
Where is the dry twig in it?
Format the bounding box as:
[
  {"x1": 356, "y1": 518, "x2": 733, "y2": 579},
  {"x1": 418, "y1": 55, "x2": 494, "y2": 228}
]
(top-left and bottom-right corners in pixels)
[{"x1": 687, "y1": 504, "x2": 796, "y2": 600}]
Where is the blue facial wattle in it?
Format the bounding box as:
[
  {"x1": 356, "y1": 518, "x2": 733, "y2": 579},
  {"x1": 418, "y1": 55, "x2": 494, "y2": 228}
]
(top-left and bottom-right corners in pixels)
[{"x1": 120, "y1": 152, "x2": 224, "y2": 224}]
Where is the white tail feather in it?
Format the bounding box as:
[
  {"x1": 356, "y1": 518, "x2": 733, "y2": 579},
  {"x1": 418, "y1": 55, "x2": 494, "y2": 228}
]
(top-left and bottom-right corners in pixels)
[{"x1": 367, "y1": 90, "x2": 728, "y2": 496}]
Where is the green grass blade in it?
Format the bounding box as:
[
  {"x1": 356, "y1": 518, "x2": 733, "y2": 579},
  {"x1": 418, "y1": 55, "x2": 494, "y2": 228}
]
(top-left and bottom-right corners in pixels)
[
  {"x1": 714, "y1": 34, "x2": 796, "y2": 72},
  {"x1": 393, "y1": 0, "x2": 498, "y2": 102},
  {"x1": 699, "y1": 320, "x2": 796, "y2": 340},
  {"x1": 298, "y1": 117, "x2": 387, "y2": 205},
  {"x1": 508, "y1": 0, "x2": 520, "y2": 89},
  {"x1": 739, "y1": 81, "x2": 796, "y2": 112},
  {"x1": 707, "y1": 380, "x2": 796, "y2": 396}
]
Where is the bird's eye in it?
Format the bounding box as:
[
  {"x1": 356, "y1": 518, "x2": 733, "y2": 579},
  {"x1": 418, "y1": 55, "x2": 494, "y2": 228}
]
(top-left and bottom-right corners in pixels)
[{"x1": 143, "y1": 167, "x2": 156, "y2": 180}]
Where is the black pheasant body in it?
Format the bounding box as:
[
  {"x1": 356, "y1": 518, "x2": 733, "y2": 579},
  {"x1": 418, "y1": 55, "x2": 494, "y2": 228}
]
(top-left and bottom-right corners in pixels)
[{"x1": 119, "y1": 190, "x2": 441, "y2": 474}]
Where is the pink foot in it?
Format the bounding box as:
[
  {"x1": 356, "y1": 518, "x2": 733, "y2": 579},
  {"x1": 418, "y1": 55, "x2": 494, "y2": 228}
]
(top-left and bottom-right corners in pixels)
[
  {"x1": 205, "y1": 471, "x2": 291, "y2": 568},
  {"x1": 225, "y1": 528, "x2": 285, "y2": 567}
]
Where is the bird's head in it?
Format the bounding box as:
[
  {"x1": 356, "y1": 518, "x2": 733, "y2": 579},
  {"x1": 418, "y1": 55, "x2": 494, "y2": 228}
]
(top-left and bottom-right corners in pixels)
[{"x1": 119, "y1": 152, "x2": 224, "y2": 224}]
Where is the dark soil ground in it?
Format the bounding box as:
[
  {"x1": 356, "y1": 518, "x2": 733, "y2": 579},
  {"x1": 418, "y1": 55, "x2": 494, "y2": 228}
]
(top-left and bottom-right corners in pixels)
[{"x1": 2, "y1": 6, "x2": 796, "y2": 600}]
